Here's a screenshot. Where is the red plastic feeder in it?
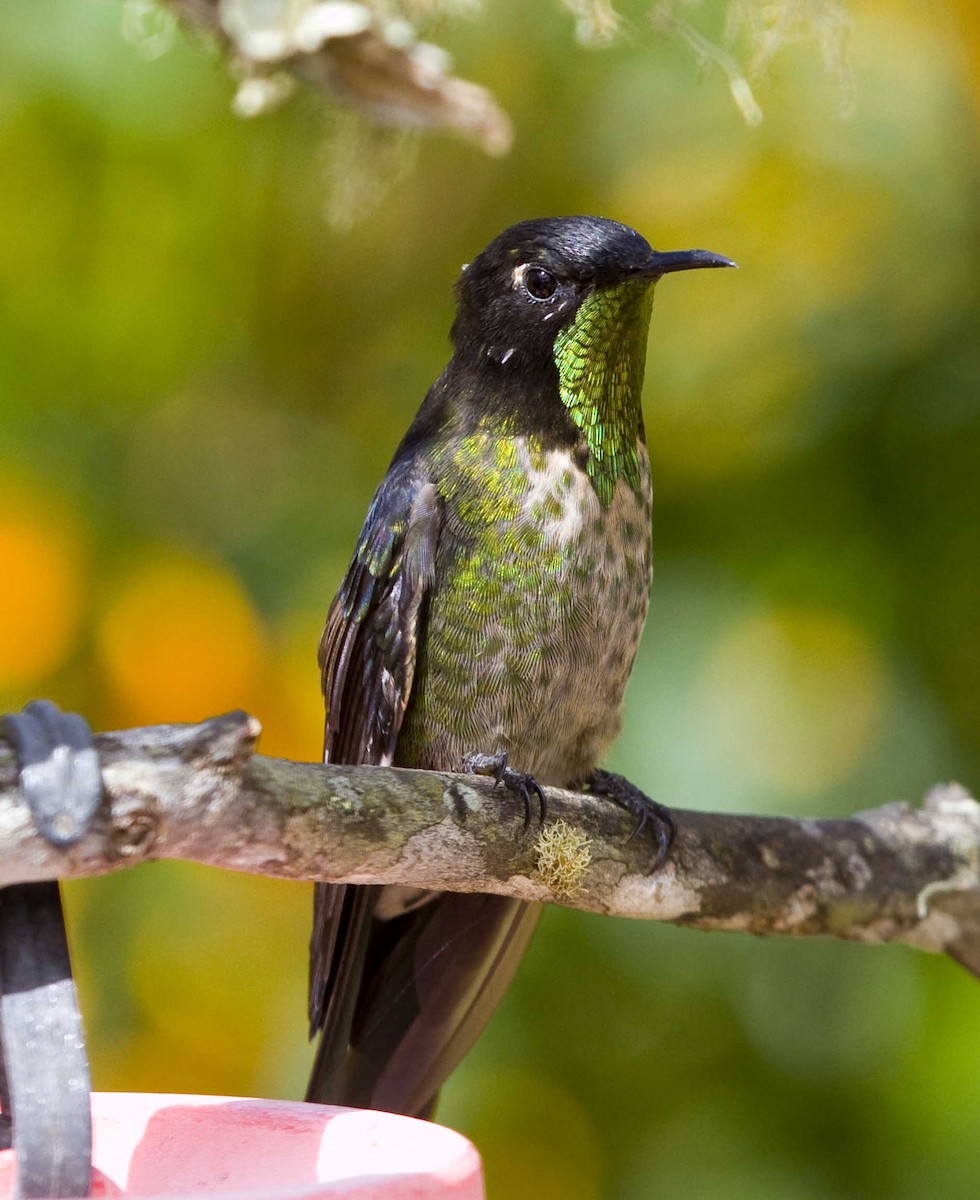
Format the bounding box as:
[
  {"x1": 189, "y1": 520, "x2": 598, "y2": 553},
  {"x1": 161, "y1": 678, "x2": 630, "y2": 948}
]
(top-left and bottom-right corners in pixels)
[{"x1": 0, "y1": 1094, "x2": 484, "y2": 1200}]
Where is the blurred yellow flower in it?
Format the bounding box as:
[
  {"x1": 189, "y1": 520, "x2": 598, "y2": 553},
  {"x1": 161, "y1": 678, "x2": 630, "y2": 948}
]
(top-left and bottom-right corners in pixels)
[
  {"x1": 0, "y1": 478, "x2": 87, "y2": 690},
  {"x1": 96, "y1": 551, "x2": 266, "y2": 726},
  {"x1": 122, "y1": 865, "x2": 308, "y2": 1097},
  {"x1": 256, "y1": 612, "x2": 326, "y2": 763}
]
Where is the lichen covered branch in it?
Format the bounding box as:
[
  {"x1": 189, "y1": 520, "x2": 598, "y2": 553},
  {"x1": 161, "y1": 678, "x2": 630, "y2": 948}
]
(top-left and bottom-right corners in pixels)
[{"x1": 1, "y1": 712, "x2": 978, "y2": 971}]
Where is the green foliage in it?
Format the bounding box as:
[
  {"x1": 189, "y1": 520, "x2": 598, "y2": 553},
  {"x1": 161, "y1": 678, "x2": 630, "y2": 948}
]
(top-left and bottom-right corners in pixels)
[{"x1": 1, "y1": 0, "x2": 979, "y2": 1196}]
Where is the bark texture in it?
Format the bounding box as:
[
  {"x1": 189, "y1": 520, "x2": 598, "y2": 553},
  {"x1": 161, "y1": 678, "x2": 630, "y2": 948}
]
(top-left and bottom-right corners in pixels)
[{"x1": 1, "y1": 712, "x2": 978, "y2": 973}]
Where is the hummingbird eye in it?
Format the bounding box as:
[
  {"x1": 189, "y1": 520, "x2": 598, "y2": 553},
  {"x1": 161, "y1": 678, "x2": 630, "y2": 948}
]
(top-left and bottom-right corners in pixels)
[{"x1": 521, "y1": 266, "x2": 559, "y2": 301}]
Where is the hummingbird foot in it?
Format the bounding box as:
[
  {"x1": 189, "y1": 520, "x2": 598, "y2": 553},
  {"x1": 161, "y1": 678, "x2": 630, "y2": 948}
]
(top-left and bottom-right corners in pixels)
[
  {"x1": 463, "y1": 751, "x2": 547, "y2": 832},
  {"x1": 585, "y1": 769, "x2": 676, "y2": 866}
]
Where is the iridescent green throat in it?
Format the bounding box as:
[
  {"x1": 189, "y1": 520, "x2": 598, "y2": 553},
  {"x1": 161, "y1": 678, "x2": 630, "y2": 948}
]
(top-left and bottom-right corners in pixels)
[{"x1": 553, "y1": 279, "x2": 654, "y2": 506}]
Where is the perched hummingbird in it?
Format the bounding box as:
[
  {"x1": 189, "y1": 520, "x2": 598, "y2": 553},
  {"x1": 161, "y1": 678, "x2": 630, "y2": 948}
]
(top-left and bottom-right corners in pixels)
[{"x1": 307, "y1": 216, "x2": 734, "y2": 1118}]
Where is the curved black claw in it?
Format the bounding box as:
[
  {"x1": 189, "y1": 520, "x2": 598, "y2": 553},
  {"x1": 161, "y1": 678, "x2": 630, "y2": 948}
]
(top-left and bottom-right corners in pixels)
[
  {"x1": 0, "y1": 700, "x2": 103, "y2": 847},
  {"x1": 463, "y1": 751, "x2": 546, "y2": 832},
  {"x1": 587, "y1": 769, "x2": 676, "y2": 866}
]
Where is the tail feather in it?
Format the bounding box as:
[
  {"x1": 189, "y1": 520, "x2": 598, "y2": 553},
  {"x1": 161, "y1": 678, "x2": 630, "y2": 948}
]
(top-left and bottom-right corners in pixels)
[{"x1": 308, "y1": 889, "x2": 541, "y2": 1117}]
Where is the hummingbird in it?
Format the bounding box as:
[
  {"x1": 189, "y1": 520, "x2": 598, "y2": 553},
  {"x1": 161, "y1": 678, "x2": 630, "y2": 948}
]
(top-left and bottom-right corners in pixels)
[{"x1": 307, "y1": 216, "x2": 735, "y2": 1118}]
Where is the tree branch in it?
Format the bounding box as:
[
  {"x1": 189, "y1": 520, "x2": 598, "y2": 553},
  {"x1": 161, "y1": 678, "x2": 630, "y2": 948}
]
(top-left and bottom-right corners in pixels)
[
  {"x1": 165, "y1": 0, "x2": 512, "y2": 153},
  {"x1": 2, "y1": 712, "x2": 978, "y2": 973}
]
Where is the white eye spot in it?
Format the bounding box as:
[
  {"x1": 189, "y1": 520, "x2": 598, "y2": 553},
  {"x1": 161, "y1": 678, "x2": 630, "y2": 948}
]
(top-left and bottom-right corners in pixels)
[
  {"x1": 500, "y1": 348, "x2": 515, "y2": 364},
  {"x1": 513, "y1": 262, "x2": 559, "y2": 301}
]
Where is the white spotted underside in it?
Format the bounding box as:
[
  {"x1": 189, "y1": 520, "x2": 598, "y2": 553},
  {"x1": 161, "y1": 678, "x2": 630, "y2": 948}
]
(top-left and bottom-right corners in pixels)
[{"x1": 398, "y1": 438, "x2": 653, "y2": 788}]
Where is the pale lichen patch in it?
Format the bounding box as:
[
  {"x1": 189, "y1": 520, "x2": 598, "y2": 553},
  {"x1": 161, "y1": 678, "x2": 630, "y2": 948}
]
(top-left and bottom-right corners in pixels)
[
  {"x1": 774, "y1": 885, "x2": 818, "y2": 931},
  {"x1": 535, "y1": 818, "x2": 592, "y2": 898},
  {"x1": 843, "y1": 853, "x2": 872, "y2": 890},
  {"x1": 399, "y1": 819, "x2": 485, "y2": 888},
  {"x1": 923, "y1": 781, "x2": 978, "y2": 816},
  {"x1": 704, "y1": 911, "x2": 753, "y2": 932},
  {"x1": 905, "y1": 908, "x2": 963, "y2": 954},
  {"x1": 806, "y1": 856, "x2": 847, "y2": 899},
  {"x1": 609, "y1": 869, "x2": 702, "y2": 920},
  {"x1": 761, "y1": 845, "x2": 781, "y2": 870}
]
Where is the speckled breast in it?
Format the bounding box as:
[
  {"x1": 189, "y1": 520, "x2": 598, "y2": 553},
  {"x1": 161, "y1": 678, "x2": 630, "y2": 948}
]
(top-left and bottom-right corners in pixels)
[{"x1": 397, "y1": 435, "x2": 653, "y2": 788}]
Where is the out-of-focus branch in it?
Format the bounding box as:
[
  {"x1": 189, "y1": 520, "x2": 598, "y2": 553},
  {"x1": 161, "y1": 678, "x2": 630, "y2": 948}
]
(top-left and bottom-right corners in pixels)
[
  {"x1": 2, "y1": 712, "x2": 979, "y2": 974},
  {"x1": 164, "y1": 0, "x2": 512, "y2": 153},
  {"x1": 153, "y1": 1, "x2": 859, "y2": 144}
]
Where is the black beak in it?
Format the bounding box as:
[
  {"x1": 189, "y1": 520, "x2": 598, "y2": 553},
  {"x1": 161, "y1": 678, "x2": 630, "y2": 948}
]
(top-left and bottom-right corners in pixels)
[{"x1": 637, "y1": 249, "x2": 738, "y2": 277}]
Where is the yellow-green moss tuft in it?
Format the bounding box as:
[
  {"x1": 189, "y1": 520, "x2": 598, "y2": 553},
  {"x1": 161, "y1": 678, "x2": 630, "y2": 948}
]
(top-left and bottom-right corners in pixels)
[{"x1": 535, "y1": 819, "x2": 592, "y2": 898}]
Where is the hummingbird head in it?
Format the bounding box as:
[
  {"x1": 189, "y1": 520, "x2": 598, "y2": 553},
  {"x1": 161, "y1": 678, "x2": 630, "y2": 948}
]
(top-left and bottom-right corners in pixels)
[
  {"x1": 414, "y1": 216, "x2": 734, "y2": 505},
  {"x1": 451, "y1": 215, "x2": 735, "y2": 370}
]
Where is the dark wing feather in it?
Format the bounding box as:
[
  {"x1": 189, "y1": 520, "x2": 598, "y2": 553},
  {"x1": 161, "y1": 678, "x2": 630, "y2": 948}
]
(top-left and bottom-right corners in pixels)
[
  {"x1": 307, "y1": 456, "x2": 542, "y2": 1117},
  {"x1": 307, "y1": 467, "x2": 440, "y2": 1087},
  {"x1": 320, "y1": 474, "x2": 439, "y2": 768}
]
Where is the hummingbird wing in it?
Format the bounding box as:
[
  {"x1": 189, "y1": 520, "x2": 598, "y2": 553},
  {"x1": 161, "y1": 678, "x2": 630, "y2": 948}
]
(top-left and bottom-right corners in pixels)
[
  {"x1": 306, "y1": 457, "x2": 541, "y2": 1117},
  {"x1": 308, "y1": 465, "x2": 440, "y2": 1092},
  {"x1": 319, "y1": 472, "x2": 440, "y2": 769}
]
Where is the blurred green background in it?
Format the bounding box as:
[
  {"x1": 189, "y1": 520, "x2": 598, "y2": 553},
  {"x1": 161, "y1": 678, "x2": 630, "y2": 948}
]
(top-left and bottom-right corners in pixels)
[{"x1": 1, "y1": 0, "x2": 979, "y2": 1196}]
